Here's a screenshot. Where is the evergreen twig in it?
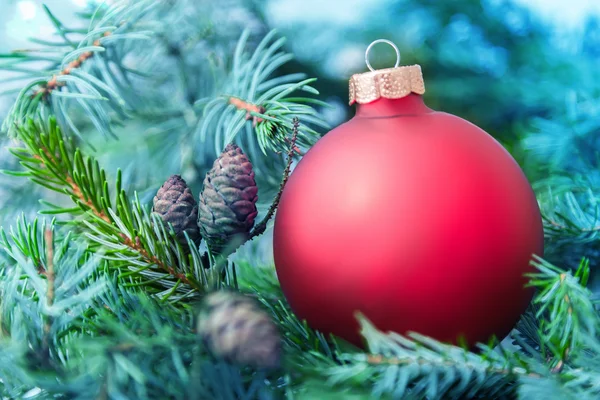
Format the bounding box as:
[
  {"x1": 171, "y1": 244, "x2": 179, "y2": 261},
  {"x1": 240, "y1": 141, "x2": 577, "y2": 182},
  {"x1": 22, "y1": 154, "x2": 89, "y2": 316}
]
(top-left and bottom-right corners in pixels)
[
  {"x1": 196, "y1": 29, "x2": 327, "y2": 156},
  {"x1": 33, "y1": 32, "x2": 113, "y2": 99},
  {"x1": 118, "y1": 233, "x2": 195, "y2": 288},
  {"x1": 229, "y1": 97, "x2": 267, "y2": 126},
  {"x1": 527, "y1": 256, "x2": 594, "y2": 372},
  {"x1": 0, "y1": 0, "x2": 158, "y2": 138},
  {"x1": 9, "y1": 118, "x2": 210, "y2": 297},
  {"x1": 41, "y1": 228, "x2": 55, "y2": 365},
  {"x1": 365, "y1": 353, "x2": 542, "y2": 379}
]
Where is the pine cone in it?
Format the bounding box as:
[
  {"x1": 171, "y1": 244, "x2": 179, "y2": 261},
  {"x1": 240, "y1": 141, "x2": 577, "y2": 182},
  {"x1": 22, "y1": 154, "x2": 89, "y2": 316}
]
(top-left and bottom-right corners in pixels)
[
  {"x1": 198, "y1": 143, "x2": 258, "y2": 255},
  {"x1": 152, "y1": 175, "x2": 201, "y2": 248},
  {"x1": 197, "y1": 291, "x2": 281, "y2": 369}
]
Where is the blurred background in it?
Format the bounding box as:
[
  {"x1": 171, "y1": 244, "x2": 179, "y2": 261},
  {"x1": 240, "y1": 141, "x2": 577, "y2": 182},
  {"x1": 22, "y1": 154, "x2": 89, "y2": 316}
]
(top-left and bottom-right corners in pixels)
[
  {"x1": 1, "y1": 0, "x2": 600, "y2": 284},
  {"x1": 3, "y1": 0, "x2": 599, "y2": 129}
]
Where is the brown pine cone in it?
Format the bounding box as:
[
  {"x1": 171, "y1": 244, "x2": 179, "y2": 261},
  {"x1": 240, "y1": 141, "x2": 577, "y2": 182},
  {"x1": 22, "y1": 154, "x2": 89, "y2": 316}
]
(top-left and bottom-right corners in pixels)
[
  {"x1": 197, "y1": 291, "x2": 281, "y2": 369},
  {"x1": 198, "y1": 143, "x2": 258, "y2": 255},
  {"x1": 152, "y1": 175, "x2": 201, "y2": 248}
]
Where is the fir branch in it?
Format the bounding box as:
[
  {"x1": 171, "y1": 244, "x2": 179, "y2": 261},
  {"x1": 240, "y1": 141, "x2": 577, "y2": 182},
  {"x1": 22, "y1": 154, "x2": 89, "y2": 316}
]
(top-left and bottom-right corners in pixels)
[
  {"x1": 196, "y1": 29, "x2": 328, "y2": 158},
  {"x1": 0, "y1": 251, "x2": 279, "y2": 398},
  {"x1": 254, "y1": 290, "x2": 339, "y2": 364},
  {"x1": 535, "y1": 178, "x2": 600, "y2": 243},
  {"x1": 65, "y1": 174, "x2": 111, "y2": 223},
  {"x1": 118, "y1": 233, "x2": 194, "y2": 288},
  {"x1": 309, "y1": 315, "x2": 524, "y2": 400},
  {"x1": 229, "y1": 96, "x2": 266, "y2": 126},
  {"x1": 9, "y1": 118, "x2": 111, "y2": 220},
  {"x1": 513, "y1": 302, "x2": 544, "y2": 357},
  {"x1": 364, "y1": 353, "x2": 541, "y2": 378},
  {"x1": 8, "y1": 118, "x2": 219, "y2": 298},
  {"x1": 32, "y1": 33, "x2": 112, "y2": 100},
  {"x1": 1, "y1": 1, "x2": 158, "y2": 137},
  {"x1": 527, "y1": 256, "x2": 597, "y2": 370},
  {"x1": 0, "y1": 218, "x2": 107, "y2": 385}
]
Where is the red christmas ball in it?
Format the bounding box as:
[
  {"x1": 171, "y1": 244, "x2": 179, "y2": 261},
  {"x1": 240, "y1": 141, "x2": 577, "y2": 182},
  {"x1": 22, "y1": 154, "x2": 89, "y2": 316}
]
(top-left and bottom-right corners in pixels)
[{"x1": 273, "y1": 66, "x2": 544, "y2": 348}]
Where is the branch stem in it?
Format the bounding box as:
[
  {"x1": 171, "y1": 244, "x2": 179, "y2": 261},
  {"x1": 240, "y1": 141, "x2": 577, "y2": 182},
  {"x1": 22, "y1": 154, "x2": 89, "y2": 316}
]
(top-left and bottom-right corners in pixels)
[
  {"x1": 229, "y1": 97, "x2": 266, "y2": 126},
  {"x1": 366, "y1": 354, "x2": 542, "y2": 379},
  {"x1": 42, "y1": 228, "x2": 55, "y2": 364},
  {"x1": 33, "y1": 31, "x2": 112, "y2": 98}
]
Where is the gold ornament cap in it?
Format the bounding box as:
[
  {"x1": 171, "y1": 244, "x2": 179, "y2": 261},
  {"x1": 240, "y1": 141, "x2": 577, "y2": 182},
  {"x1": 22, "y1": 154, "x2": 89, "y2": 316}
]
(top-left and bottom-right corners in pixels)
[{"x1": 349, "y1": 39, "x2": 425, "y2": 105}]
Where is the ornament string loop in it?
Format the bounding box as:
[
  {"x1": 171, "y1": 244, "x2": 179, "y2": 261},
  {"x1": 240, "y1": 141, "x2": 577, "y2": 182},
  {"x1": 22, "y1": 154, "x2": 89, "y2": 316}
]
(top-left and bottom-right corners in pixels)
[{"x1": 365, "y1": 39, "x2": 401, "y2": 72}]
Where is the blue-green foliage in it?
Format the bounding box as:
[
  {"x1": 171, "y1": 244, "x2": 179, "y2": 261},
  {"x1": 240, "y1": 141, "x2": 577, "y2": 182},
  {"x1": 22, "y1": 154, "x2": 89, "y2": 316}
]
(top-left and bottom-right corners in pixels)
[{"x1": 0, "y1": 0, "x2": 600, "y2": 398}]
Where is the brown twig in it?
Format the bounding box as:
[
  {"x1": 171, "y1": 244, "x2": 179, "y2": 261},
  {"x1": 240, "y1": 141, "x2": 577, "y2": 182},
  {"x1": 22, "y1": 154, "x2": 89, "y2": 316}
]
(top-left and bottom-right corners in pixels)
[
  {"x1": 229, "y1": 97, "x2": 266, "y2": 126},
  {"x1": 66, "y1": 175, "x2": 111, "y2": 223},
  {"x1": 33, "y1": 32, "x2": 112, "y2": 98},
  {"x1": 45, "y1": 229, "x2": 55, "y2": 307},
  {"x1": 42, "y1": 229, "x2": 55, "y2": 363},
  {"x1": 32, "y1": 151, "x2": 111, "y2": 223},
  {"x1": 248, "y1": 117, "x2": 300, "y2": 240},
  {"x1": 366, "y1": 354, "x2": 542, "y2": 379}
]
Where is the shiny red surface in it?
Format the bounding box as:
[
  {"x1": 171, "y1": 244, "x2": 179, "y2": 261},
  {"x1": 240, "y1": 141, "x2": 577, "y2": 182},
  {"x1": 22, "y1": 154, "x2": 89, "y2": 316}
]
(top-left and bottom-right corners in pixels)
[{"x1": 273, "y1": 94, "x2": 544, "y2": 347}]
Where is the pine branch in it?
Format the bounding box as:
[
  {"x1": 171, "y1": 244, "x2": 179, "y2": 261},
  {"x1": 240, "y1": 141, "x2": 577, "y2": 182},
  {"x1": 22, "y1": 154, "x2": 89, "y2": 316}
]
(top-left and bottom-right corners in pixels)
[
  {"x1": 8, "y1": 118, "x2": 223, "y2": 299},
  {"x1": 1, "y1": 1, "x2": 158, "y2": 138},
  {"x1": 364, "y1": 353, "x2": 541, "y2": 378},
  {"x1": 302, "y1": 315, "x2": 521, "y2": 400},
  {"x1": 535, "y1": 180, "x2": 600, "y2": 243},
  {"x1": 253, "y1": 291, "x2": 340, "y2": 369},
  {"x1": 229, "y1": 97, "x2": 267, "y2": 126},
  {"x1": 513, "y1": 302, "x2": 544, "y2": 357},
  {"x1": 0, "y1": 236, "x2": 280, "y2": 398},
  {"x1": 118, "y1": 233, "x2": 192, "y2": 286},
  {"x1": 0, "y1": 218, "x2": 107, "y2": 385},
  {"x1": 195, "y1": 29, "x2": 329, "y2": 159},
  {"x1": 527, "y1": 256, "x2": 597, "y2": 371},
  {"x1": 33, "y1": 32, "x2": 113, "y2": 99}
]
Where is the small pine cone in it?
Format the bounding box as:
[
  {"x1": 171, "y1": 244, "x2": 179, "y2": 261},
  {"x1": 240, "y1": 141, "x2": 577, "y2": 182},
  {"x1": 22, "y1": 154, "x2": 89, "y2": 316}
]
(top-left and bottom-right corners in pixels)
[
  {"x1": 197, "y1": 291, "x2": 281, "y2": 369},
  {"x1": 152, "y1": 175, "x2": 201, "y2": 247},
  {"x1": 198, "y1": 143, "x2": 258, "y2": 255}
]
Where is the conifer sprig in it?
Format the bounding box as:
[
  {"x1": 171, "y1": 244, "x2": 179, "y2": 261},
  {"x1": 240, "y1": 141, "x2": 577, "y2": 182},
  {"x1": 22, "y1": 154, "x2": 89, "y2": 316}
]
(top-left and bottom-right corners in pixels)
[
  {"x1": 0, "y1": 0, "x2": 159, "y2": 138},
  {"x1": 0, "y1": 217, "x2": 107, "y2": 382},
  {"x1": 196, "y1": 29, "x2": 329, "y2": 158},
  {"x1": 6, "y1": 115, "x2": 300, "y2": 301},
  {"x1": 536, "y1": 179, "x2": 600, "y2": 243},
  {"x1": 6, "y1": 118, "x2": 219, "y2": 299},
  {"x1": 527, "y1": 256, "x2": 596, "y2": 371}
]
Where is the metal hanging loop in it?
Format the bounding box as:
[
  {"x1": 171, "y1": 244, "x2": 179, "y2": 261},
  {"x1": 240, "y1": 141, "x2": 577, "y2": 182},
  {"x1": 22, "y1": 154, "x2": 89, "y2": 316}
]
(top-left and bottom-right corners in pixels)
[{"x1": 365, "y1": 39, "x2": 401, "y2": 72}]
